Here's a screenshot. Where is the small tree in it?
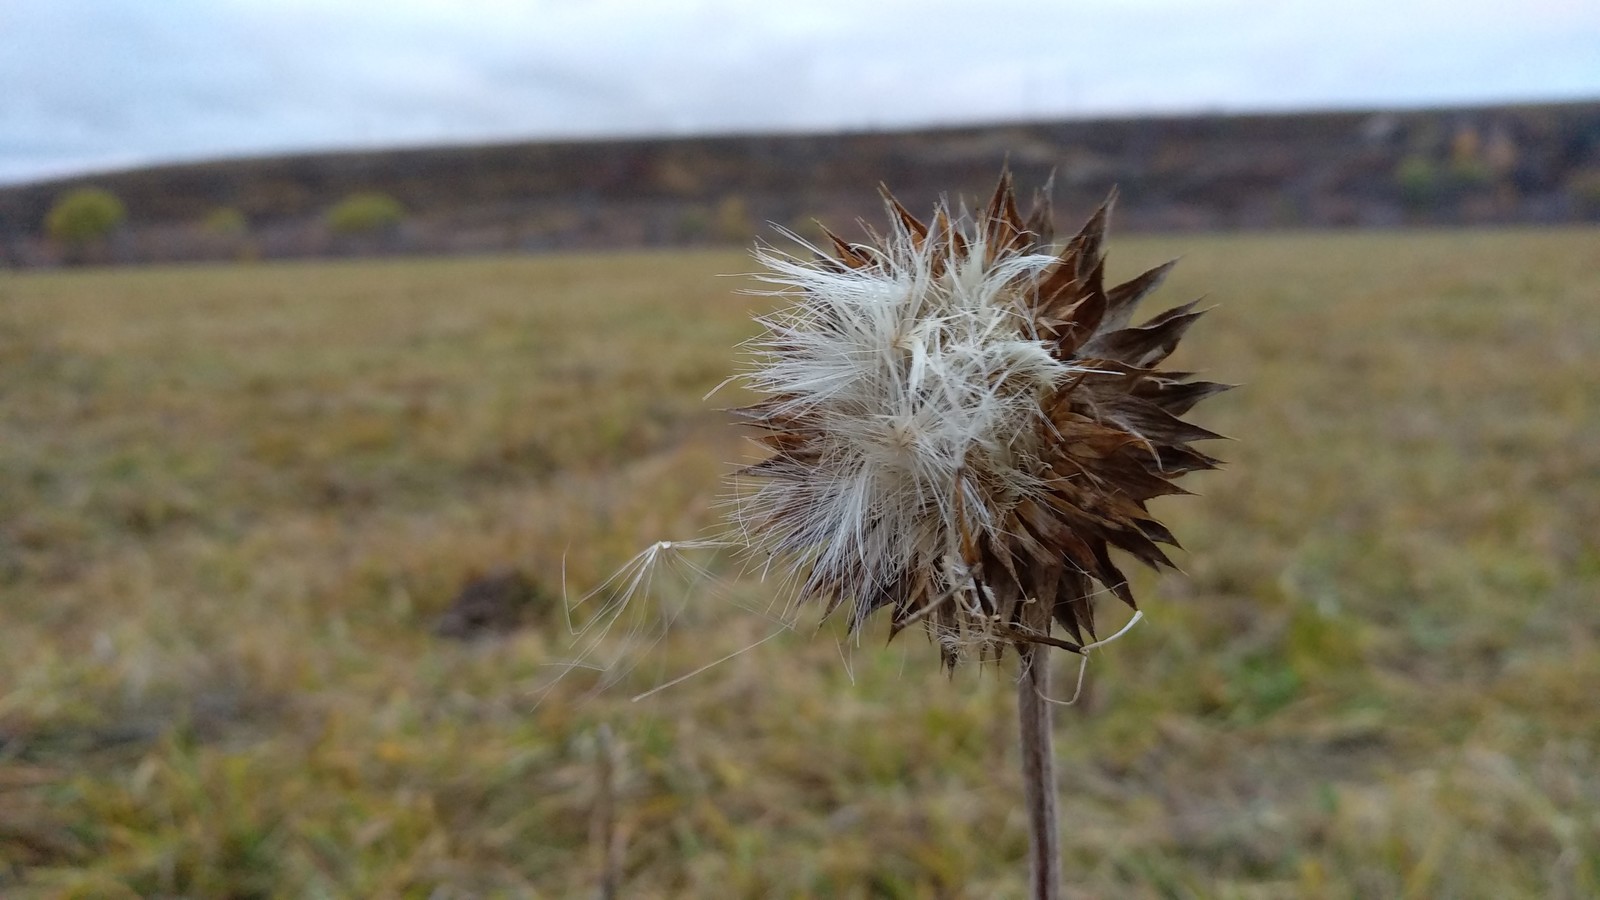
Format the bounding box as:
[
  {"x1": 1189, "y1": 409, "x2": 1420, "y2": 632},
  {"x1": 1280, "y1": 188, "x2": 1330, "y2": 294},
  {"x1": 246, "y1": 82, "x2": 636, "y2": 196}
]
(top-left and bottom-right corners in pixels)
[
  {"x1": 201, "y1": 207, "x2": 248, "y2": 237},
  {"x1": 1447, "y1": 157, "x2": 1493, "y2": 193},
  {"x1": 199, "y1": 207, "x2": 256, "y2": 261},
  {"x1": 46, "y1": 187, "x2": 126, "y2": 259},
  {"x1": 326, "y1": 192, "x2": 405, "y2": 236},
  {"x1": 1395, "y1": 156, "x2": 1440, "y2": 213}
]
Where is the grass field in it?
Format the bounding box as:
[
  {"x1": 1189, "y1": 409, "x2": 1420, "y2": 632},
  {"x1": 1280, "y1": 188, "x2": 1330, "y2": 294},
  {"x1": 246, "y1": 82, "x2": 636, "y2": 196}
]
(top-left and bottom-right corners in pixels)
[{"x1": 2, "y1": 228, "x2": 1598, "y2": 898}]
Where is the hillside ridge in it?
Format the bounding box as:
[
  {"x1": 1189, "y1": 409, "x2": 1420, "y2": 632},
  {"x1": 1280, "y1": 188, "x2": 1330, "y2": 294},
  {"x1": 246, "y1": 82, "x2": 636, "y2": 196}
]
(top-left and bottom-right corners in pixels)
[{"x1": 3, "y1": 101, "x2": 1597, "y2": 265}]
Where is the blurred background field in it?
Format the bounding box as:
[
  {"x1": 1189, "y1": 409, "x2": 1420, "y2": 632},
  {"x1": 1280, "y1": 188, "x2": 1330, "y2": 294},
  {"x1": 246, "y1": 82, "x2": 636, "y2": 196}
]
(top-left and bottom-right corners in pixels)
[
  {"x1": 2, "y1": 227, "x2": 1597, "y2": 897},
  {"x1": 5, "y1": 2, "x2": 1600, "y2": 897}
]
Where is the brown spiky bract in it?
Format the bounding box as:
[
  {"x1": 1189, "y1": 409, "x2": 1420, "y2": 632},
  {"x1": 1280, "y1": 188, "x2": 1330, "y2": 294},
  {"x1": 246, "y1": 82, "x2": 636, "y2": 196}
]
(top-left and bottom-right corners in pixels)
[{"x1": 738, "y1": 173, "x2": 1228, "y2": 668}]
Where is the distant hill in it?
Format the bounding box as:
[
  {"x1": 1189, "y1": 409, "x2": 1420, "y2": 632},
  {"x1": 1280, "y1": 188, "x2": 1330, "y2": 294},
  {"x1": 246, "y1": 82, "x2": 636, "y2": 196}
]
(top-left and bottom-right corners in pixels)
[{"x1": 3, "y1": 101, "x2": 1598, "y2": 266}]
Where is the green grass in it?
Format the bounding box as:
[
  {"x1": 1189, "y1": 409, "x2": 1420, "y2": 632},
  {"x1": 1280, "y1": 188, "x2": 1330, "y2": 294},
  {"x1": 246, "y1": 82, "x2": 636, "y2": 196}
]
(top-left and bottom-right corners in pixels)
[{"x1": 2, "y1": 229, "x2": 1598, "y2": 898}]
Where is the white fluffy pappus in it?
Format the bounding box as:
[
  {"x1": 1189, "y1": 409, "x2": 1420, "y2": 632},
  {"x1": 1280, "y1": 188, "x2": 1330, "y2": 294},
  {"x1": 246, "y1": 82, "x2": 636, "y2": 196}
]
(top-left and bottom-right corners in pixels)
[{"x1": 731, "y1": 211, "x2": 1094, "y2": 640}]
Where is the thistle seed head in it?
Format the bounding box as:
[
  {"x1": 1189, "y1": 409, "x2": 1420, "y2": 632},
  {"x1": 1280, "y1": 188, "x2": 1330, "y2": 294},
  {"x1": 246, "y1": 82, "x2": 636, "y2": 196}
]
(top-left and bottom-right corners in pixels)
[{"x1": 732, "y1": 173, "x2": 1228, "y2": 668}]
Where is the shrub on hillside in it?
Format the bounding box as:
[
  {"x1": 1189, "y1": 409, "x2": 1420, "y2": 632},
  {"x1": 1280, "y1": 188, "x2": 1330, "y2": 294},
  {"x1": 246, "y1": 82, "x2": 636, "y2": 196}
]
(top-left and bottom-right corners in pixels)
[
  {"x1": 326, "y1": 192, "x2": 405, "y2": 235},
  {"x1": 45, "y1": 187, "x2": 126, "y2": 246},
  {"x1": 201, "y1": 207, "x2": 249, "y2": 236},
  {"x1": 1395, "y1": 156, "x2": 1441, "y2": 211},
  {"x1": 199, "y1": 207, "x2": 258, "y2": 261}
]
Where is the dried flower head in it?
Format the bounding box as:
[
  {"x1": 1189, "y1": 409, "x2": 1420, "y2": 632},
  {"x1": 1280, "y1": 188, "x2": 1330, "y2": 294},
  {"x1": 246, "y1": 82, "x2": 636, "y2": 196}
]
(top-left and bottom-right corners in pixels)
[{"x1": 732, "y1": 173, "x2": 1228, "y2": 668}]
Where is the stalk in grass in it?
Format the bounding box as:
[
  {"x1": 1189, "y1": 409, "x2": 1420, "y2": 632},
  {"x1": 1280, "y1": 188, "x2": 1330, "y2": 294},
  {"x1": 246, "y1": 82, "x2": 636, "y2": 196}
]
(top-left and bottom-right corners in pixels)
[
  {"x1": 1017, "y1": 644, "x2": 1061, "y2": 898},
  {"x1": 724, "y1": 172, "x2": 1228, "y2": 895}
]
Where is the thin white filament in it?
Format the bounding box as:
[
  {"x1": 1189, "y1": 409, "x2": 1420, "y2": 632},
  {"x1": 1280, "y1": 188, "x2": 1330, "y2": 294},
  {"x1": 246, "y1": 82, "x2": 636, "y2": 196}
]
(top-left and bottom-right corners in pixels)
[
  {"x1": 630, "y1": 627, "x2": 789, "y2": 702},
  {"x1": 1037, "y1": 610, "x2": 1146, "y2": 707}
]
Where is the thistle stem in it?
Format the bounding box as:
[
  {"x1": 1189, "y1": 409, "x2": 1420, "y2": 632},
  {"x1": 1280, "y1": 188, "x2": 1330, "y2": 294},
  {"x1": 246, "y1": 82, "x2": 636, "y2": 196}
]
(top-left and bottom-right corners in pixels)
[{"x1": 1018, "y1": 644, "x2": 1061, "y2": 900}]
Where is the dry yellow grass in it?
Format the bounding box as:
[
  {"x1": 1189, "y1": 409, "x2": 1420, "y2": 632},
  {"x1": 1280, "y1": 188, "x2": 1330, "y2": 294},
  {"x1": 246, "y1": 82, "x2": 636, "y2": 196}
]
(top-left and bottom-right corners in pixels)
[{"x1": 2, "y1": 229, "x2": 1598, "y2": 897}]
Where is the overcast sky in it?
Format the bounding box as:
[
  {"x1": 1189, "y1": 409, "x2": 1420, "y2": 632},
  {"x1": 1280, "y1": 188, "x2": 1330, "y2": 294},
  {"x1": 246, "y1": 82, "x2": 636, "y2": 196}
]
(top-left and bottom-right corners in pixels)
[{"x1": 2, "y1": 0, "x2": 1597, "y2": 184}]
